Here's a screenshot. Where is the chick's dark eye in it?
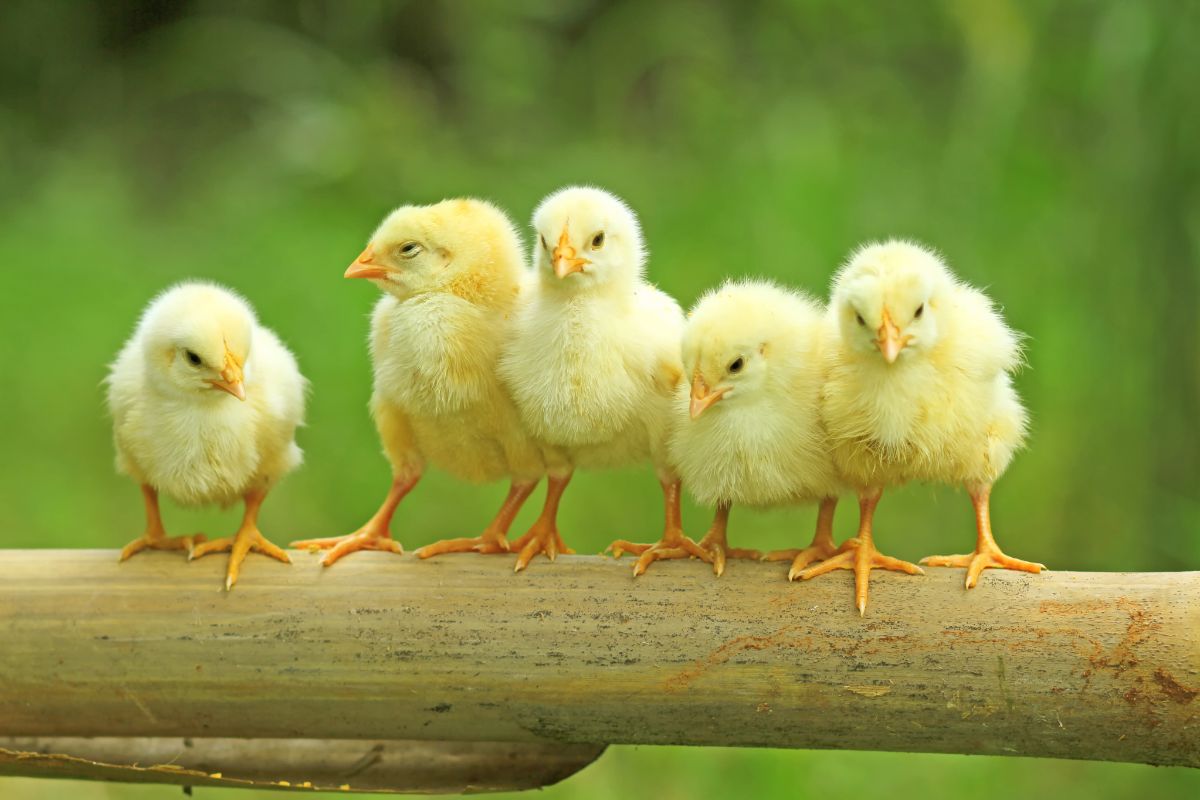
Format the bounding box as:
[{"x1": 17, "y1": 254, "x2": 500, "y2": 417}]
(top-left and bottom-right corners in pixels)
[
  {"x1": 855, "y1": 313, "x2": 866, "y2": 327},
  {"x1": 399, "y1": 241, "x2": 422, "y2": 258},
  {"x1": 728, "y1": 357, "x2": 745, "y2": 374},
  {"x1": 185, "y1": 350, "x2": 202, "y2": 366},
  {"x1": 591, "y1": 231, "x2": 605, "y2": 249},
  {"x1": 540, "y1": 235, "x2": 548, "y2": 250},
  {"x1": 914, "y1": 303, "x2": 924, "y2": 319}
]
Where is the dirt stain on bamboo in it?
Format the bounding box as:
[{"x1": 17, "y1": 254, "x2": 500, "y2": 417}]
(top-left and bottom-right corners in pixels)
[
  {"x1": 1152, "y1": 668, "x2": 1199, "y2": 705},
  {"x1": 663, "y1": 626, "x2": 814, "y2": 691},
  {"x1": 1067, "y1": 597, "x2": 1195, "y2": 731}
]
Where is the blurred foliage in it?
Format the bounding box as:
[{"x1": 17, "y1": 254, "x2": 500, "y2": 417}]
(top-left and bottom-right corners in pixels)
[{"x1": 1, "y1": 0, "x2": 1197, "y2": 798}]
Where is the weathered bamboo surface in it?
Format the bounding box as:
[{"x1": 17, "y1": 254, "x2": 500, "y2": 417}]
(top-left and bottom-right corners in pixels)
[
  {"x1": 0, "y1": 737, "x2": 604, "y2": 793},
  {"x1": 1, "y1": 550, "x2": 1197, "y2": 770}
]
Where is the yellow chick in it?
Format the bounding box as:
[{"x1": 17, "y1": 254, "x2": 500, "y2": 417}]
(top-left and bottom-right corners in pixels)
[
  {"x1": 804, "y1": 240, "x2": 1042, "y2": 614},
  {"x1": 291, "y1": 199, "x2": 545, "y2": 564},
  {"x1": 106, "y1": 282, "x2": 306, "y2": 590},
  {"x1": 671, "y1": 280, "x2": 843, "y2": 576},
  {"x1": 499, "y1": 186, "x2": 708, "y2": 574}
]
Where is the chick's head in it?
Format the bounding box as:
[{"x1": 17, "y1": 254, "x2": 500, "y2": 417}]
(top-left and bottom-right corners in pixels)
[
  {"x1": 141, "y1": 282, "x2": 253, "y2": 402},
  {"x1": 682, "y1": 281, "x2": 804, "y2": 420},
  {"x1": 347, "y1": 199, "x2": 523, "y2": 304},
  {"x1": 531, "y1": 186, "x2": 645, "y2": 292},
  {"x1": 832, "y1": 240, "x2": 950, "y2": 364}
]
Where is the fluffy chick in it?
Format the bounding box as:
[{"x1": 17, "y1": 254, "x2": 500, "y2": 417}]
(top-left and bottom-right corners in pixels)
[
  {"x1": 107, "y1": 282, "x2": 305, "y2": 590},
  {"x1": 806, "y1": 239, "x2": 1041, "y2": 614},
  {"x1": 291, "y1": 199, "x2": 545, "y2": 564},
  {"x1": 500, "y1": 186, "x2": 707, "y2": 574},
  {"x1": 671, "y1": 280, "x2": 843, "y2": 576}
]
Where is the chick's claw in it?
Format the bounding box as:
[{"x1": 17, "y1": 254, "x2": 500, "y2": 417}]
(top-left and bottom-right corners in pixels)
[
  {"x1": 510, "y1": 524, "x2": 573, "y2": 572},
  {"x1": 921, "y1": 548, "x2": 1046, "y2": 589},
  {"x1": 119, "y1": 532, "x2": 206, "y2": 562},
  {"x1": 763, "y1": 542, "x2": 838, "y2": 574},
  {"x1": 701, "y1": 540, "x2": 762, "y2": 578},
  {"x1": 607, "y1": 530, "x2": 712, "y2": 577},
  {"x1": 190, "y1": 526, "x2": 291, "y2": 591},
  {"x1": 694, "y1": 528, "x2": 760, "y2": 578},
  {"x1": 290, "y1": 528, "x2": 403, "y2": 566},
  {"x1": 606, "y1": 540, "x2": 652, "y2": 558},
  {"x1": 797, "y1": 537, "x2": 923, "y2": 616},
  {"x1": 415, "y1": 533, "x2": 510, "y2": 559}
]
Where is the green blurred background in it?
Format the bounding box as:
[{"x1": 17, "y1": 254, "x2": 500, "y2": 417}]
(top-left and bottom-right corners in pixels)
[{"x1": 1, "y1": 0, "x2": 1197, "y2": 797}]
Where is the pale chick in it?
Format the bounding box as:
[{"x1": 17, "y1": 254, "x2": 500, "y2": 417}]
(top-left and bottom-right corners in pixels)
[
  {"x1": 107, "y1": 282, "x2": 306, "y2": 590},
  {"x1": 500, "y1": 186, "x2": 709, "y2": 574},
  {"x1": 671, "y1": 280, "x2": 844, "y2": 577},
  {"x1": 805, "y1": 239, "x2": 1042, "y2": 615},
  {"x1": 291, "y1": 199, "x2": 546, "y2": 564}
]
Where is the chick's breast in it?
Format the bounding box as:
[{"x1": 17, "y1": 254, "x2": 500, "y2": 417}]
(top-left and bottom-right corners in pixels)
[
  {"x1": 501, "y1": 285, "x2": 684, "y2": 470},
  {"x1": 370, "y1": 294, "x2": 495, "y2": 417},
  {"x1": 107, "y1": 321, "x2": 304, "y2": 508},
  {"x1": 670, "y1": 291, "x2": 838, "y2": 507},
  {"x1": 822, "y1": 286, "x2": 1027, "y2": 489},
  {"x1": 370, "y1": 289, "x2": 543, "y2": 486}
]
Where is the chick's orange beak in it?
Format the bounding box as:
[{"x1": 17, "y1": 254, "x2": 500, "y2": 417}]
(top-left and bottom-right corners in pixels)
[
  {"x1": 689, "y1": 374, "x2": 727, "y2": 419},
  {"x1": 210, "y1": 350, "x2": 246, "y2": 401},
  {"x1": 345, "y1": 244, "x2": 389, "y2": 280},
  {"x1": 877, "y1": 308, "x2": 906, "y2": 364},
  {"x1": 552, "y1": 228, "x2": 589, "y2": 279}
]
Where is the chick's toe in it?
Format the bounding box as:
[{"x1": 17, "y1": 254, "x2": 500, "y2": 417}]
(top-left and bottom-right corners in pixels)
[
  {"x1": 797, "y1": 536, "x2": 923, "y2": 616},
  {"x1": 608, "y1": 530, "x2": 713, "y2": 577},
  {"x1": 510, "y1": 521, "x2": 574, "y2": 571},
  {"x1": 191, "y1": 524, "x2": 290, "y2": 591},
  {"x1": 921, "y1": 549, "x2": 1045, "y2": 589},
  {"x1": 415, "y1": 533, "x2": 510, "y2": 558},
  {"x1": 119, "y1": 531, "x2": 206, "y2": 562}
]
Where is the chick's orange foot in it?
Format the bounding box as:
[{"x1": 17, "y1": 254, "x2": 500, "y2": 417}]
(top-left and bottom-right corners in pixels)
[
  {"x1": 415, "y1": 532, "x2": 509, "y2": 559},
  {"x1": 697, "y1": 529, "x2": 761, "y2": 578},
  {"x1": 190, "y1": 525, "x2": 291, "y2": 590},
  {"x1": 290, "y1": 527, "x2": 404, "y2": 567},
  {"x1": 415, "y1": 481, "x2": 536, "y2": 560},
  {"x1": 607, "y1": 529, "x2": 713, "y2": 577},
  {"x1": 689, "y1": 504, "x2": 758, "y2": 577},
  {"x1": 763, "y1": 498, "x2": 839, "y2": 574},
  {"x1": 763, "y1": 540, "x2": 838, "y2": 574},
  {"x1": 509, "y1": 522, "x2": 574, "y2": 572},
  {"x1": 797, "y1": 537, "x2": 923, "y2": 616},
  {"x1": 920, "y1": 547, "x2": 1045, "y2": 589},
  {"x1": 119, "y1": 531, "x2": 206, "y2": 562}
]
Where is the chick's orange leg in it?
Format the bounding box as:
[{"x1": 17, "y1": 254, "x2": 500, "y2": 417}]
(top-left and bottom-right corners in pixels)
[
  {"x1": 920, "y1": 483, "x2": 1046, "y2": 589},
  {"x1": 509, "y1": 474, "x2": 576, "y2": 572},
  {"x1": 290, "y1": 473, "x2": 419, "y2": 566},
  {"x1": 797, "y1": 489, "x2": 923, "y2": 616},
  {"x1": 606, "y1": 479, "x2": 713, "y2": 576},
  {"x1": 415, "y1": 480, "x2": 537, "y2": 558},
  {"x1": 763, "y1": 497, "x2": 839, "y2": 574},
  {"x1": 119, "y1": 485, "x2": 206, "y2": 561},
  {"x1": 190, "y1": 489, "x2": 290, "y2": 590}
]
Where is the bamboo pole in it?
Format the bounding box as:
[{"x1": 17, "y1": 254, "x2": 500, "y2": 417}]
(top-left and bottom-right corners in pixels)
[
  {"x1": 1, "y1": 550, "x2": 1197, "y2": 776},
  {"x1": 0, "y1": 737, "x2": 604, "y2": 793}
]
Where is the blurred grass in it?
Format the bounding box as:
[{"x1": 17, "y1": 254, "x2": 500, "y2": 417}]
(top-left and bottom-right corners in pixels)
[{"x1": 0, "y1": 0, "x2": 1197, "y2": 798}]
